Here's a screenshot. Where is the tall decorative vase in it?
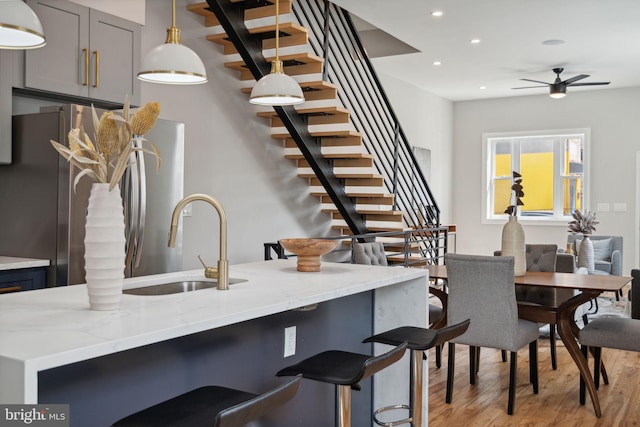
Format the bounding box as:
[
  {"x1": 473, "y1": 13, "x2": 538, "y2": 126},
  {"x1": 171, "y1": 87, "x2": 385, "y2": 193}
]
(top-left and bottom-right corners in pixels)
[
  {"x1": 501, "y1": 216, "x2": 526, "y2": 276},
  {"x1": 577, "y1": 235, "x2": 595, "y2": 273},
  {"x1": 84, "y1": 183, "x2": 126, "y2": 311}
]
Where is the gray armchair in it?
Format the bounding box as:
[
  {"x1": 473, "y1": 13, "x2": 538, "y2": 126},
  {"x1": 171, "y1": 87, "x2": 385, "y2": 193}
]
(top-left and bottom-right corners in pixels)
[{"x1": 567, "y1": 234, "x2": 622, "y2": 276}]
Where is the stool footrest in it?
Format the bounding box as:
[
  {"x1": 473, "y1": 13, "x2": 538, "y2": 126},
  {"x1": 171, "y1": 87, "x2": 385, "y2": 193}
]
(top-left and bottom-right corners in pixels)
[{"x1": 373, "y1": 404, "x2": 411, "y2": 427}]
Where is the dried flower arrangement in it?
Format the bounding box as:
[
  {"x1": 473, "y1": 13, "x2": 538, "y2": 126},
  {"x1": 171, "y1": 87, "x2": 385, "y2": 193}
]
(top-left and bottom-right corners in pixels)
[
  {"x1": 50, "y1": 97, "x2": 161, "y2": 192},
  {"x1": 568, "y1": 209, "x2": 598, "y2": 235},
  {"x1": 504, "y1": 171, "x2": 524, "y2": 216}
]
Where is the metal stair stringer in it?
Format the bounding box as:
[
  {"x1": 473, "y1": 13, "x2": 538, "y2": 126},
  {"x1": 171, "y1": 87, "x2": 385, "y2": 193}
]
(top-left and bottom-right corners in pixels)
[{"x1": 204, "y1": 0, "x2": 367, "y2": 235}]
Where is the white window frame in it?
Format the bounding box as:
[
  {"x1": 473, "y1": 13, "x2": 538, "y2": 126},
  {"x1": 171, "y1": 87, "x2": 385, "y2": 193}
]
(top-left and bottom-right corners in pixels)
[{"x1": 481, "y1": 128, "x2": 590, "y2": 225}]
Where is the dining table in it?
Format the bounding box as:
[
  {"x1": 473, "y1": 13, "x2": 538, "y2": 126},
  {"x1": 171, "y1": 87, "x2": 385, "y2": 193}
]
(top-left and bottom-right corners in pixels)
[{"x1": 425, "y1": 264, "x2": 632, "y2": 418}]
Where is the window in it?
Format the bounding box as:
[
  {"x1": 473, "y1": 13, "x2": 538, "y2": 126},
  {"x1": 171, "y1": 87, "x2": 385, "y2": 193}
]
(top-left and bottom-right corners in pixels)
[{"x1": 482, "y1": 129, "x2": 589, "y2": 224}]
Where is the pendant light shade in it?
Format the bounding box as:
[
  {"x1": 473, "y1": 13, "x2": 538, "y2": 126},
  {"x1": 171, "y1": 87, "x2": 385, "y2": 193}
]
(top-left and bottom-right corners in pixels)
[
  {"x1": 249, "y1": 0, "x2": 304, "y2": 106},
  {"x1": 0, "y1": 0, "x2": 46, "y2": 50},
  {"x1": 250, "y1": 60, "x2": 304, "y2": 105},
  {"x1": 138, "y1": 0, "x2": 207, "y2": 85}
]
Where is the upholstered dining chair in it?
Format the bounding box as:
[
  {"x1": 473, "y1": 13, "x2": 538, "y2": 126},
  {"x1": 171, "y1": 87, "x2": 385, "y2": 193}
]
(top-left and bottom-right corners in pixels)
[
  {"x1": 578, "y1": 268, "x2": 640, "y2": 405},
  {"x1": 444, "y1": 253, "x2": 539, "y2": 415},
  {"x1": 495, "y1": 244, "x2": 575, "y2": 370}
]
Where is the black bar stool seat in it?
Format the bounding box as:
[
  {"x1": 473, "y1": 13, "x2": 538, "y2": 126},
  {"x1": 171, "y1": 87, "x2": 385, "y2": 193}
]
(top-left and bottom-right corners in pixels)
[
  {"x1": 276, "y1": 342, "x2": 408, "y2": 427},
  {"x1": 112, "y1": 376, "x2": 301, "y2": 427},
  {"x1": 363, "y1": 320, "x2": 471, "y2": 426}
]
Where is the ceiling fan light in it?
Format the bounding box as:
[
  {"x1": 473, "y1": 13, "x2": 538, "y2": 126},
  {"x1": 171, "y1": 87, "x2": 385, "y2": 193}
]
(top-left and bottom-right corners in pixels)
[
  {"x1": 549, "y1": 84, "x2": 566, "y2": 99},
  {"x1": 249, "y1": 60, "x2": 304, "y2": 106},
  {"x1": 0, "y1": 0, "x2": 46, "y2": 50}
]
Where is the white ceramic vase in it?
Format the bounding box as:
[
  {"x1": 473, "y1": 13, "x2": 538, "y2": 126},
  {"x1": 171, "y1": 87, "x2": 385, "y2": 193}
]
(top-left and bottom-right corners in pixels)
[
  {"x1": 577, "y1": 235, "x2": 595, "y2": 273},
  {"x1": 501, "y1": 216, "x2": 526, "y2": 276},
  {"x1": 84, "y1": 183, "x2": 126, "y2": 310}
]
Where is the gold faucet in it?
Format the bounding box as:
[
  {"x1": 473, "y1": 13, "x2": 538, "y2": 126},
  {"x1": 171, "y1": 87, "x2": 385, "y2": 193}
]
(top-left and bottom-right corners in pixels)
[{"x1": 168, "y1": 194, "x2": 229, "y2": 290}]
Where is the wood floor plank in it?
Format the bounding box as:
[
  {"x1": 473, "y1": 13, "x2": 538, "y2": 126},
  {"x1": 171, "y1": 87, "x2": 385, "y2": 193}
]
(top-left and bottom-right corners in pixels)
[{"x1": 428, "y1": 337, "x2": 640, "y2": 426}]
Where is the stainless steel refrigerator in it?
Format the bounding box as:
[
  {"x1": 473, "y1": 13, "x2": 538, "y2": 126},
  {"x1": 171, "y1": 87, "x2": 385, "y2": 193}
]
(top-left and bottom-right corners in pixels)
[{"x1": 0, "y1": 104, "x2": 184, "y2": 286}]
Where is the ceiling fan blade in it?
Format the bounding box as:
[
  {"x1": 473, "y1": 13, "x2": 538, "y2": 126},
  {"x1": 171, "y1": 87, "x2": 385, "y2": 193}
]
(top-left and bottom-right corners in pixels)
[
  {"x1": 520, "y1": 78, "x2": 551, "y2": 85},
  {"x1": 562, "y1": 74, "x2": 589, "y2": 85},
  {"x1": 512, "y1": 85, "x2": 548, "y2": 89},
  {"x1": 568, "y1": 82, "x2": 611, "y2": 87}
]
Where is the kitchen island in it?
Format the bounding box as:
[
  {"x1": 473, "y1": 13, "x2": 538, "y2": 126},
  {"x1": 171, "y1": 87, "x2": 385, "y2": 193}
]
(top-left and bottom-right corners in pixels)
[{"x1": 0, "y1": 259, "x2": 428, "y2": 426}]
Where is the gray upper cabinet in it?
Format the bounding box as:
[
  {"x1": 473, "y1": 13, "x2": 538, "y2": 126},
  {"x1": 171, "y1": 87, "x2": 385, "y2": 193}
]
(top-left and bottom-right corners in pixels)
[{"x1": 24, "y1": 0, "x2": 141, "y2": 106}]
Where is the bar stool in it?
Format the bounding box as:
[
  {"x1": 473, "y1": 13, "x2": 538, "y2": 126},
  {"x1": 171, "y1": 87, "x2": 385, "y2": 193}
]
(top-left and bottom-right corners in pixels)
[
  {"x1": 363, "y1": 319, "x2": 470, "y2": 426},
  {"x1": 111, "y1": 375, "x2": 301, "y2": 427},
  {"x1": 276, "y1": 342, "x2": 408, "y2": 427}
]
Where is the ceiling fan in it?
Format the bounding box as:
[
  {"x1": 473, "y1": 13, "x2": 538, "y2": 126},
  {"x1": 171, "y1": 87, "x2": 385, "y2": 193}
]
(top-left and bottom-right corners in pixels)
[{"x1": 513, "y1": 68, "x2": 610, "y2": 98}]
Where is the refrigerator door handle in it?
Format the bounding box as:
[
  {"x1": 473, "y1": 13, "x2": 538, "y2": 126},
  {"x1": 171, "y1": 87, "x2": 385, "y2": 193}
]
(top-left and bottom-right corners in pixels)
[{"x1": 134, "y1": 137, "x2": 146, "y2": 269}]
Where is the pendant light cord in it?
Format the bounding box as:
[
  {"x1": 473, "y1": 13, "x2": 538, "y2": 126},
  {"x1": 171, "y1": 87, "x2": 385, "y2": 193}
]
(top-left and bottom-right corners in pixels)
[
  {"x1": 275, "y1": 0, "x2": 280, "y2": 61},
  {"x1": 172, "y1": 0, "x2": 177, "y2": 28}
]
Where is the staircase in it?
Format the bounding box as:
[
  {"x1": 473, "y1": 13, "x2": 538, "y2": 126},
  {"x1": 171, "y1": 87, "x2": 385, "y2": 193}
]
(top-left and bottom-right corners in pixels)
[{"x1": 188, "y1": 0, "x2": 443, "y2": 263}]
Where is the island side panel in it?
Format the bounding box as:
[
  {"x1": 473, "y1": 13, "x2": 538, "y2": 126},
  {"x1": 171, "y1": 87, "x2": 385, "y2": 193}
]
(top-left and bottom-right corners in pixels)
[
  {"x1": 372, "y1": 275, "x2": 429, "y2": 425},
  {"x1": 0, "y1": 358, "x2": 38, "y2": 403},
  {"x1": 38, "y1": 291, "x2": 375, "y2": 427}
]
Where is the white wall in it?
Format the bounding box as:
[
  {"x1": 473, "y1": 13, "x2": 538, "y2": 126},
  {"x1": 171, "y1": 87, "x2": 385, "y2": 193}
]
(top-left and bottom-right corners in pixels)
[
  {"x1": 453, "y1": 87, "x2": 640, "y2": 272},
  {"x1": 377, "y1": 73, "x2": 454, "y2": 224},
  {"x1": 139, "y1": 0, "x2": 333, "y2": 269}
]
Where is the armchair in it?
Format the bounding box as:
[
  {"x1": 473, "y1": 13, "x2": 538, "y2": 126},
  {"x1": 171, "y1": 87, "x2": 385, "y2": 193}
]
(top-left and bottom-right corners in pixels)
[{"x1": 567, "y1": 234, "x2": 622, "y2": 276}]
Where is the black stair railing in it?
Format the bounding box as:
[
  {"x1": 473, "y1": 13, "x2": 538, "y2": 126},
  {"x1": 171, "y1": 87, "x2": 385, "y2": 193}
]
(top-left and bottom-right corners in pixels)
[
  {"x1": 205, "y1": 0, "x2": 367, "y2": 235},
  {"x1": 293, "y1": 0, "x2": 441, "y2": 257}
]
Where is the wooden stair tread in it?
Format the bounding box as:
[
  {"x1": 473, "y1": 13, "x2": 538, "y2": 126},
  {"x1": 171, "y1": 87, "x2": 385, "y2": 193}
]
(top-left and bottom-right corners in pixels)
[
  {"x1": 207, "y1": 22, "x2": 308, "y2": 54},
  {"x1": 257, "y1": 106, "x2": 349, "y2": 118},
  {"x1": 225, "y1": 52, "x2": 323, "y2": 71},
  {"x1": 188, "y1": 1, "x2": 292, "y2": 27},
  {"x1": 274, "y1": 129, "x2": 361, "y2": 139}
]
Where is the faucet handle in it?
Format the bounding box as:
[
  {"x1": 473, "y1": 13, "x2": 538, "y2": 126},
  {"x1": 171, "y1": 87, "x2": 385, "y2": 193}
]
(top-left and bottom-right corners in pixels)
[{"x1": 198, "y1": 255, "x2": 219, "y2": 279}]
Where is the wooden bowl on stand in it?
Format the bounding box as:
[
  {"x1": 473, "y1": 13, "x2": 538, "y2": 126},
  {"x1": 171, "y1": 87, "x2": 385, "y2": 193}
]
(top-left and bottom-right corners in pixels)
[{"x1": 279, "y1": 238, "x2": 338, "y2": 272}]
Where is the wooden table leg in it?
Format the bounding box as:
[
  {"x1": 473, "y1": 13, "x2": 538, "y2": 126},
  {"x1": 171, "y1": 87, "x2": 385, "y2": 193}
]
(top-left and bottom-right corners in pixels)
[{"x1": 556, "y1": 290, "x2": 602, "y2": 418}]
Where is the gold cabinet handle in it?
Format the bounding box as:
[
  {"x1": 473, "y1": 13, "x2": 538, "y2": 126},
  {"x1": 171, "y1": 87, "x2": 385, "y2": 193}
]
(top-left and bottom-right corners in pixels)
[
  {"x1": 83, "y1": 48, "x2": 89, "y2": 86},
  {"x1": 0, "y1": 286, "x2": 23, "y2": 293},
  {"x1": 93, "y1": 50, "x2": 99, "y2": 88}
]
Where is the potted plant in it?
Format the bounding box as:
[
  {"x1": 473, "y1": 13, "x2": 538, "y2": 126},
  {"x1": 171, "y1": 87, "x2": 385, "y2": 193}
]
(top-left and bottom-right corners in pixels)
[{"x1": 568, "y1": 209, "x2": 599, "y2": 272}]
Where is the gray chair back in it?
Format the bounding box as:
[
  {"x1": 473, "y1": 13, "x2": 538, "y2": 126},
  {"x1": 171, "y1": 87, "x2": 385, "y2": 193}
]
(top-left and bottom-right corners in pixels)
[
  {"x1": 353, "y1": 242, "x2": 388, "y2": 266},
  {"x1": 525, "y1": 244, "x2": 557, "y2": 272},
  {"x1": 445, "y1": 253, "x2": 536, "y2": 352}
]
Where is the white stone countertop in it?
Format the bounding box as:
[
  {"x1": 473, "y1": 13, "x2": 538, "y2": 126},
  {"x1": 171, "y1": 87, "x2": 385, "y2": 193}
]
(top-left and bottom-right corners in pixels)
[
  {"x1": 0, "y1": 256, "x2": 50, "y2": 271},
  {"x1": 0, "y1": 259, "x2": 427, "y2": 373}
]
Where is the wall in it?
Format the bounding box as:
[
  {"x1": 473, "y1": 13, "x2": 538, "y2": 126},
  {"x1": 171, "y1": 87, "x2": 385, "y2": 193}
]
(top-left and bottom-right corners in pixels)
[
  {"x1": 377, "y1": 73, "x2": 454, "y2": 224},
  {"x1": 453, "y1": 87, "x2": 639, "y2": 272},
  {"x1": 69, "y1": 0, "x2": 146, "y2": 24}
]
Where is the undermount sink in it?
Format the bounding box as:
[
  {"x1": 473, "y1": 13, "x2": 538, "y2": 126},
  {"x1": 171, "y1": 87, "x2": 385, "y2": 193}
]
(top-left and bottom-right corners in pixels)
[{"x1": 123, "y1": 278, "x2": 247, "y2": 296}]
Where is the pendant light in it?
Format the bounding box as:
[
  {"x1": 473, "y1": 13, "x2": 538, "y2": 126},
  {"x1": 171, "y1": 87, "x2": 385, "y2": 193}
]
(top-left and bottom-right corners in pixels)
[
  {"x1": 249, "y1": 0, "x2": 304, "y2": 106},
  {"x1": 138, "y1": 0, "x2": 207, "y2": 85},
  {"x1": 0, "y1": 0, "x2": 46, "y2": 50}
]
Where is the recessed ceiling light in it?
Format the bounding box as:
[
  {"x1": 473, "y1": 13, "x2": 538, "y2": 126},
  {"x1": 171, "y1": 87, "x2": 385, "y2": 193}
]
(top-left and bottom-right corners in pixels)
[
  {"x1": 431, "y1": 10, "x2": 444, "y2": 17},
  {"x1": 470, "y1": 38, "x2": 481, "y2": 44},
  {"x1": 542, "y1": 39, "x2": 566, "y2": 46},
  {"x1": 433, "y1": 61, "x2": 442, "y2": 66},
  {"x1": 479, "y1": 86, "x2": 486, "y2": 90}
]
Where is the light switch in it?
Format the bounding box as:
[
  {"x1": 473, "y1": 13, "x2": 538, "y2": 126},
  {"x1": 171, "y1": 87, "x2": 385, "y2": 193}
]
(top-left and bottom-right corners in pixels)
[
  {"x1": 597, "y1": 203, "x2": 610, "y2": 212},
  {"x1": 614, "y1": 203, "x2": 627, "y2": 212}
]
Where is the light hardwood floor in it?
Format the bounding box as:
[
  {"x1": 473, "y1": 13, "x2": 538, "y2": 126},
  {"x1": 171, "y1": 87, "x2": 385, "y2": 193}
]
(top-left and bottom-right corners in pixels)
[{"x1": 428, "y1": 337, "x2": 640, "y2": 426}]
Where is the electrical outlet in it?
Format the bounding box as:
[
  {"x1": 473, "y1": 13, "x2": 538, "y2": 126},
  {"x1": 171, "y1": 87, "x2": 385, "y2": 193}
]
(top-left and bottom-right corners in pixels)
[
  {"x1": 597, "y1": 203, "x2": 610, "y2": 212},
  {"x1": 284, "y1": 326, "x2": 296, "y2": 357},
  {"x1": 182, "y1": 203, "x2": 192, "y2": 217},
  {"x1": 614, "y1": 203, "x2": 627, "y2": 212}
]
